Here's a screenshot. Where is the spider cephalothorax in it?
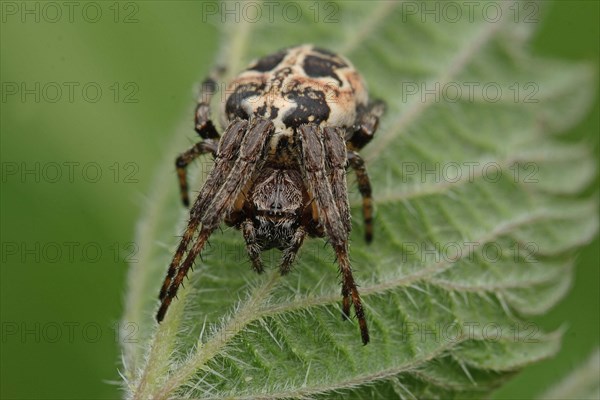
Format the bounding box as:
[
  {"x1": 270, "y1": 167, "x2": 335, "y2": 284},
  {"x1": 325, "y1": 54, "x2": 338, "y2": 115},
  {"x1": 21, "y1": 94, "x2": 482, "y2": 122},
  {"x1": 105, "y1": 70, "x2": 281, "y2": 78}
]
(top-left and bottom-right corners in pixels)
[{"x1": 157, "y1": 44, "x2": 384, "y2": 345}]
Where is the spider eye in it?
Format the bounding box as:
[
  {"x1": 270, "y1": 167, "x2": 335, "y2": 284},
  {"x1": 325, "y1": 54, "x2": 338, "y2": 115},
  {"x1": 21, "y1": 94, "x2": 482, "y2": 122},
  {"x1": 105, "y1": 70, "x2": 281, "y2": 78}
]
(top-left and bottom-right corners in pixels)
[{"x1": 269, "y1": 200, "x2": 283, "y2": 210}]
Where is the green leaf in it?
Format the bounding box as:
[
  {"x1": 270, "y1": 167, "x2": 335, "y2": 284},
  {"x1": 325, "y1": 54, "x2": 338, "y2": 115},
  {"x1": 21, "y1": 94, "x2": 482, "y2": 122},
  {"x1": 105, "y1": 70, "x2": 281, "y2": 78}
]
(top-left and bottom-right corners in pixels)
[{"x1": 121, "y1": 1, "x2": 598, "y2": 399}]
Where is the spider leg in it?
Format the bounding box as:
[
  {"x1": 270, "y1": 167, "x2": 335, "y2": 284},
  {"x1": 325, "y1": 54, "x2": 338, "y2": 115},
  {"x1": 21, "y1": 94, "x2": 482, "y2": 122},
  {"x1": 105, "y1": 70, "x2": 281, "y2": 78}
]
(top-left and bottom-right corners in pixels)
[
  {"x1": 343, "y1": 100, "x2": 383, "y2": 242},
  {"x1": 298, "y1": 124, "x2": 369, "y2": 345},
  {"x1": 157, "y1": 118, "x2": 274, "y2": 322},
  {"x1": 159, "y1": 120, "x2": 248, "y2": 304},
  {"x1": 279, "y1": 226, "x2": 307, "y2": 275},
  {"x1": 190, "y1": 119, "x2": 248, "y2": 220},
  {"x1": 322, "y1": 127, "x2": 366, "y2": 328},
  {"x1": 347, "y1": 151, "x2": 374, "y2": 243},
  {"x1": 158, "y1": 217, "x2": 200, "y2": 302},
  {"x1": 346, "y1": 100, "x2": 385, "y2": 151},
  {"x1": 176, "y1": 140, "x2": 218, "y2": 207},
  {"x1": 323, "y1": 126, "x2": 351, "y2": 235},
  {"x1": 200, "y1": 118, "x2": 275, "y2": 228},
  {"x1": 194, "y1": 66, "x2": 225, "y2": 140},
  {"x1": 157, "y1": 227, "x2": 213, "y2": 322},
  {"x1": 242, "y1": 219, "x2": 264, "y2": 273},
  {"x1": 176, "y1": 67, "x2": 227, "y2": 206}
]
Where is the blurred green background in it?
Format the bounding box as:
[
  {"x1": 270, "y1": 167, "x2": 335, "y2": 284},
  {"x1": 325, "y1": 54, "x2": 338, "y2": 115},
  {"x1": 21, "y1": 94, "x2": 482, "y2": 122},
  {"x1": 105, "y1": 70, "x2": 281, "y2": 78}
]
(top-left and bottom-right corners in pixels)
[{"x1": 1, "y1": 1, "x2": 597, "y2": 399}]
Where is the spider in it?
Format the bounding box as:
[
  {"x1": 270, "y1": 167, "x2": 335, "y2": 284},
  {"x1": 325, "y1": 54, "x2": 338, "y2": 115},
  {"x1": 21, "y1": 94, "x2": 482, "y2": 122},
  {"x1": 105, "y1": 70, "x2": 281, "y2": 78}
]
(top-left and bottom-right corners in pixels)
[{"x1": 156, "y1": 44, "x2": 384, "y2": 345}]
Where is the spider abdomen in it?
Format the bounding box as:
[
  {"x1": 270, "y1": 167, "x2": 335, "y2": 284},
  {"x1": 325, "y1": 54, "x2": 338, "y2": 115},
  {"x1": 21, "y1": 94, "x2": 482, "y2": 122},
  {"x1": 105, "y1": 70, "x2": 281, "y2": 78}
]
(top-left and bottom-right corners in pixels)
[{"x1": 222, "y1": 44, "x2": 369, "y2": 135}]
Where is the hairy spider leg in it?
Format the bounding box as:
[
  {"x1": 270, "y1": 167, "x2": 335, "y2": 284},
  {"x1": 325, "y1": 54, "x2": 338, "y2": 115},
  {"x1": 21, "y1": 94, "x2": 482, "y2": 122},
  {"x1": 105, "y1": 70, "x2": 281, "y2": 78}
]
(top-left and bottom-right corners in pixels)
[
  {"x1": 324, "y1": 126, "x2": 352, "y2": 236},
  {"x1": 157, "y1": 118, "x2": 274, "y2": 322},
  {"x1": 346, "y1": 100, "x2": 385, "y2": 151},
  {"x1": 159, "y1": 120, "x2": 247, "y2": 303},
  {"x1": 176, "y1": 67, "x2": 227, "y2": 206},
  {"x1": 279, "y1": 226, "x2": 307, "y2": 275},
  {"x1": 194, "y1": 66, "x2": 226, "y2": 140},
  {"x1": 199, "y1": 118, "x2": 274, "y2": 227},
  {"x1": 189, "y1": 120, "x2": 248, "y2": 220},
  {"x1": 345, "y1": 100, "x2": 384, "y2": 243},
  {"x1": 298, "y1": 124, "x2": 369, "y2": 345},
  {"x1": 347, "y1": 151, "x2": 374, "y2": 243},
  {"x1": 176, "y1": 141, "x2": 218, "y2": 207},
  {"x1": 159, "y1": 120, "x2": 246, "y2": 301},
  {"x1": 242, "y1": 219, "x2": 264, "y2": 273}
]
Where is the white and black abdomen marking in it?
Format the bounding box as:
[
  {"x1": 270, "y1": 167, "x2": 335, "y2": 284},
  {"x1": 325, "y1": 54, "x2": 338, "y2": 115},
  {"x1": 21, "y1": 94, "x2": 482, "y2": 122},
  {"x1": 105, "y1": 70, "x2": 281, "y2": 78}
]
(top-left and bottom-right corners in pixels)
[{"x1": 222, "y1": 45, "x2": 369, "y2": 137}]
